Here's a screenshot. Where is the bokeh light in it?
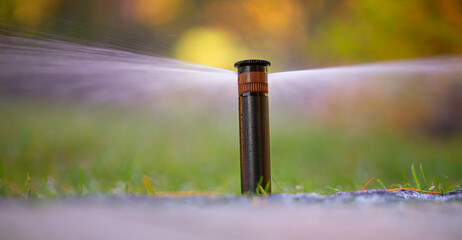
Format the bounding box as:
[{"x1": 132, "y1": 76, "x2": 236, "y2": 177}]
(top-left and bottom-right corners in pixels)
[
  {"x1": 2, "y1": 0, "x2": 461, "y2": 69},
  {"x1": 8, "y1": 0, "x2": 60, "y2": 27},
  {"x1": 132, "y1": 0, "x2": 183, "y2": 27},
  {"x1": 174, "y1": 27, "x2": 251, "y2": 70}
]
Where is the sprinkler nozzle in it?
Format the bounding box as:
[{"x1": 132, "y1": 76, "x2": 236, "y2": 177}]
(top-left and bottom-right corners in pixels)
[
  {"x1": 235, "y1": 59, "x2": 271, "y2": 194},
  {"x1": 234, "y1": 59, "x2": 271, "y2": 94}
]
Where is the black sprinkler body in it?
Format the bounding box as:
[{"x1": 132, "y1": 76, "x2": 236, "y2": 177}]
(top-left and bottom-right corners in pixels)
[{"x1": 234, "y1": 59, "x2": 271, "y2": 194}]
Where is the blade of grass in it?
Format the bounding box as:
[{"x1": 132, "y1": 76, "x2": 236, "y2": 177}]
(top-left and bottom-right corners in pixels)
[
  {"x1": 256, "y1": 176, "x2": 264, "y2": 194},
  {"x1": 142, "y1": 175, "x2": 155, "y2": 195},
  {"x1": 411, "y1": 164, "x2": 421, "y2": 190},
  {"x1": 436, "y1": 175, "x2": 440, "y2": 191},
  {"x1": 376, "y1": 179, "x2": 387, "y2": 190},
  {"x1": 0, "y1": 160, "x2": 7, "y2": 196},
  {"x1": 326, "y1": 186, "x2": 340, "y2": 193},
  {"x1": 79, "y1": 170, "x2": 84, "y2": 195},
  {"x1": 258, "y1": 185, "x2": 268, "y2": 196},
  {"x1": 420, "y1": 163, "x2": 427, "y2": 188},
  {"x1": 360, "y1": 177, "x2": 374, "y2": 190},
  {"x1": 401, "y1": 170, "x2": 408, "y2": 183},
  {"x1": 125, "y1": 182, "x2": 130, "y2": 193},
  {"x1": 403, "y1": 182, "x2": 413, "y2": 189},
  {"x1": 20, "y1": 172, "x2": 31, "y2": 197},
  {"x1": 271, "y1": 177, "x2": 284, "y2": 193},
  {"x1": 439, "y1": 174, "x2": 449, "y2": 194},
  {"x1": 42, "y1": 177, "x2": 50, "y2": 197},
  {"x1": 264, "y1": 181, "x2": 270, "y2": 193}
]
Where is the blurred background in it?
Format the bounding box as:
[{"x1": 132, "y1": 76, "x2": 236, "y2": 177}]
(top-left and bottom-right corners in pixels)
[
  {"x1": 0, "y1": 0, "x2": 461, "y2": 196},
  {"x1": 2, "y1": 0, "x2": 462, "y2": 70}
]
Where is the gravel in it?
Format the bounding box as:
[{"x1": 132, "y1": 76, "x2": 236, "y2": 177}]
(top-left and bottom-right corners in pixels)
[{"x1": 1, "y1": 189, "x2": 461, "y2": 240}]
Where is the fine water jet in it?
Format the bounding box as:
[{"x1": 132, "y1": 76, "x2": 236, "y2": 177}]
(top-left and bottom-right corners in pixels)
[{"x1": 235, "y1": 59, "x2": 271, "y2": 194}]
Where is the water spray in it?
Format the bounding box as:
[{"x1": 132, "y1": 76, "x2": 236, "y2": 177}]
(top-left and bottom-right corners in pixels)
[{"x1": 234, "y1": 59, "x2": 271, "y2": 194}]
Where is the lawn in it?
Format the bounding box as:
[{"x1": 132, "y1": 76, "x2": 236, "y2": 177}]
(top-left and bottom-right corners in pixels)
[{"x1": 1, "y1": 98, "x2": 461, "y2": 197}]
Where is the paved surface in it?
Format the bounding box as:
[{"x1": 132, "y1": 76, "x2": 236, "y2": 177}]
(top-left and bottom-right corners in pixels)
[{"x1": 1, "y1": 190, "x2": 461, "y2": 240}]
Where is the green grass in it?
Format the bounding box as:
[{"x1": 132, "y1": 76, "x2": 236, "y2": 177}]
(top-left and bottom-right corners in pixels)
[
  {"x1": 0, "y1": 99, "x2": 461, "y2": 197},
  {"x1": 411, "y1": 164, "x2": 421, "y2": 190},
  {"x1": 376, "y1": 179, "x2": 387, "y2": 190}
]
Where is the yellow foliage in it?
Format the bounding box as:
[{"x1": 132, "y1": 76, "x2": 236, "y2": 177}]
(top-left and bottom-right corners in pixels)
[
  {"x1": 142, "y1": 175, "x2": 155, "y2": 195},
  {"x1": 12, "y1": 0, "x2": 60, "y2": 27},
  {"x1": 174, "y1": 27, "x2": 252, "y2": 69},
  {"x1": 133, "y1": 0, "x2": 182, "y2": 27}
]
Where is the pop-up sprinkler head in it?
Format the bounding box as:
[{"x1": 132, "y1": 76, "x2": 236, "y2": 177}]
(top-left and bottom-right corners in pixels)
[{"x1": 234, "y1": 59, "x2": 271, "y2": 195}]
